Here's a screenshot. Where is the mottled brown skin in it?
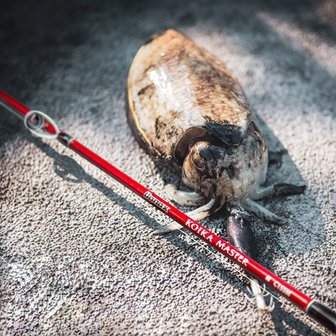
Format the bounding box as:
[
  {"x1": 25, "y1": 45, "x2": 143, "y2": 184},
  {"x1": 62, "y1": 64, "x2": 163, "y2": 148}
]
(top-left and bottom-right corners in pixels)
[
  {"x1": 182, "y1": 122, "x2": 267, "y2": 206},
  {"x1": 128, "y1": 29, "x2": 251, "y2": 161}
]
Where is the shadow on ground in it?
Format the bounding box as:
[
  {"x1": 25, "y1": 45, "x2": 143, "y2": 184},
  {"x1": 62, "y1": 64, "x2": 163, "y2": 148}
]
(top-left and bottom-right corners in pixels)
[{"x1": 25, "y1": 133, "x2": 320, "y2": 336}]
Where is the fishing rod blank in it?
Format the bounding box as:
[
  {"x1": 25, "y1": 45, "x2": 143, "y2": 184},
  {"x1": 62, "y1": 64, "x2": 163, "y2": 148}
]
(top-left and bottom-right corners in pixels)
[{"x1": 0, "y1": 90, "x2": 335, "y2": 333}]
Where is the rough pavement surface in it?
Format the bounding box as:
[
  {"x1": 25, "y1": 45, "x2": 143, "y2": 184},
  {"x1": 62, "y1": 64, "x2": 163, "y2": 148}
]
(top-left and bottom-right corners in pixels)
[{"x1": 0, "y1": 1, "x2": 335, "y2": 335}]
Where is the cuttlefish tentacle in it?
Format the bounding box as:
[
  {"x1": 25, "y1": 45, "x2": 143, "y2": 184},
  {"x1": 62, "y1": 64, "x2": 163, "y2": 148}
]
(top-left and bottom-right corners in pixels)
[
  {"x1": 165, "y1": 184, "x2": 204, "y2": 206},
  {"x1": 250, "y1": 183, "x2": 306, "y2": 201},
  {"x1": 243, "y1": 199, "x2": 287, "y2": 225}
]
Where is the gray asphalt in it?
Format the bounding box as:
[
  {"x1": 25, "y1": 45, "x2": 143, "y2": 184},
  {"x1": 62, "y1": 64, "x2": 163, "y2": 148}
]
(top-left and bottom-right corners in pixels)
[{"x1": 0, "y1": 1, "x2": 335, "y2": 335}]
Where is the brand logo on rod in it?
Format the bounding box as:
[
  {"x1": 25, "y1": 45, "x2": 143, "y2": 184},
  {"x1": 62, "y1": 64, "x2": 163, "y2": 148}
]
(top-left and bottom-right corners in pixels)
[
  {"x1": 185, "y1": 218, "x2": 249, "y2": 266},
  {"x1": 143, "y1": 191, "x2": 170, "y2": 213}
]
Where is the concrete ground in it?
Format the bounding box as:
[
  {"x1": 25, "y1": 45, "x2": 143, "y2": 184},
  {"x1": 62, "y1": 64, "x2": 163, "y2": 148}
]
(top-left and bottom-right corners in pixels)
[{"x1": 0, "y1": 0, "x2": 335, "y2": 335}]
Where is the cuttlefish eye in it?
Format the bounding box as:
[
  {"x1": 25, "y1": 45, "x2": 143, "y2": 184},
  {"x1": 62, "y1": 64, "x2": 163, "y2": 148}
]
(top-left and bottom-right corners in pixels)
[
  {"x1": 190, "y1": 142, "x2": 216, "y2": 172},
  {"x1": 191, "y1": 149, "x2": 206, "y2": 171}
]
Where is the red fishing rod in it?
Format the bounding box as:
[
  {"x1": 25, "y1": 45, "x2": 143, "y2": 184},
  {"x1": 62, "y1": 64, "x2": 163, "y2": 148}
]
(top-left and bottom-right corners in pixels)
[{"x1": 0, "y1": 90, "x2": 335, "y2": 333}]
